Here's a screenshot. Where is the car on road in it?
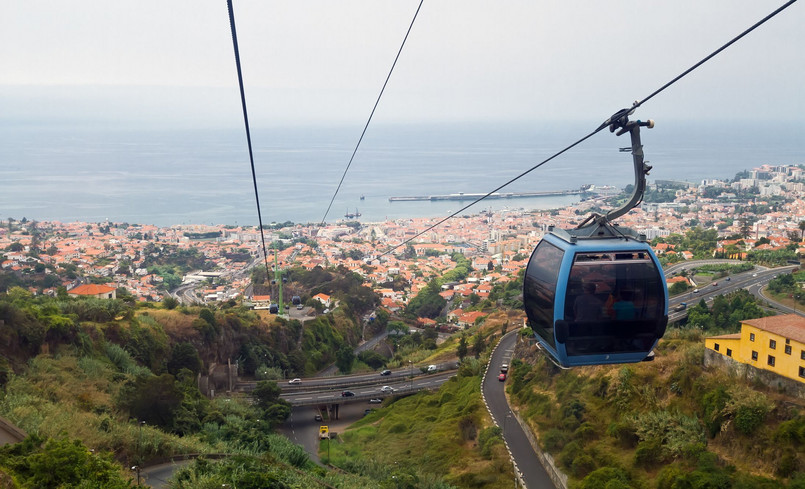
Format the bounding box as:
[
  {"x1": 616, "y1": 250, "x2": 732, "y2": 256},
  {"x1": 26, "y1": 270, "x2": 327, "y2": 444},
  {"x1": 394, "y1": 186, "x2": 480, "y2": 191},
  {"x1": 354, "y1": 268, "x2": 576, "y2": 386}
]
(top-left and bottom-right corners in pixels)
[
  {"x1": 363, "y1": 409, "x2": 374, "y2": 416},
  {"x1": 368, "y1": 398, "x2": 382, "y2": 404},
  {"x1": 726, "y1": 277, "x2": 731, "y2": 281},
  {"x1": 288, "y1": 378, "x2": 302, "y2": 384},
  {"x1": 296, "y1": 304, "x2": 303, "y2": 310},
  {"x1": 693, "y1": 289, "x2": 699, "y2": 294},
  {"x1": 427, "y1": 365, "x2": 437, "y2": 373},
  {"x1": 341, "y1": 390, "x2": 355, "y2": 397},
  {"x1": 498, "y1": 373, "x2": 506, "y2": 382},
  {"x1": 380, "y1": 369, "x2": 391, "y2": 376},
  {"x1": 314, "y1": 414, "x2": 322, "y2": 421},
  {"x1": 380, "y1": 385, "x2": 395, "y2": 393},
  {"x1": 712, "y1": 282, "x2": 718, "y2": 287}
]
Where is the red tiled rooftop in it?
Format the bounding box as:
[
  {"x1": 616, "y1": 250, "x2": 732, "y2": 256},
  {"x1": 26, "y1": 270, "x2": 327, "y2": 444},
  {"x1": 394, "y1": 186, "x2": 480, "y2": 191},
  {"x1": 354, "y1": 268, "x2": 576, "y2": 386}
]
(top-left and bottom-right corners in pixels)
[
  {"x1": 69, "y1": 284, "x2": 116, "y2": 295},
  {"x1": 743, "y1": 314, "x2": 805, "y2": 344}
]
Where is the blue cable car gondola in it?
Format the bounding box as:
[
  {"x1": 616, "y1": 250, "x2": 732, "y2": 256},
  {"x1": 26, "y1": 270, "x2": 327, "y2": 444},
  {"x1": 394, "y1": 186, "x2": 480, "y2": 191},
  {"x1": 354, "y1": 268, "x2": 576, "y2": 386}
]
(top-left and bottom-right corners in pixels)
[{"x1": 523, "y1": 111, "x2": 668, "y2": 367}]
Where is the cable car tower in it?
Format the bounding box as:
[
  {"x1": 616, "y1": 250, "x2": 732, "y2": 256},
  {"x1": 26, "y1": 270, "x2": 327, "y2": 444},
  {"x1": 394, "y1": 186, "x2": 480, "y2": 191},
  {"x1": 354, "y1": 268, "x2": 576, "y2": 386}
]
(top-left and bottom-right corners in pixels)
[
  {"x1": 274, "y1": 243, "x2": 284, "y2": 315},
  {"x1": 523, "y1": 109, "x2": 669, "y2": 367}
]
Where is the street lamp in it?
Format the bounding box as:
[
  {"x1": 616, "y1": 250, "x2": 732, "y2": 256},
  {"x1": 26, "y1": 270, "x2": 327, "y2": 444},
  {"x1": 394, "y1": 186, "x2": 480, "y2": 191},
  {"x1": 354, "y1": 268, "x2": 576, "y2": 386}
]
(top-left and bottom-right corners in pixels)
[
  {"x1": 408, "y1": 360, "x2": 413, "y2": 391},
  {"x1": 137, "y1": 420, "x2": 145, "y2": 465},
  {"x1": 131, "y1": 466, "x2": 141, "y2": 486}
]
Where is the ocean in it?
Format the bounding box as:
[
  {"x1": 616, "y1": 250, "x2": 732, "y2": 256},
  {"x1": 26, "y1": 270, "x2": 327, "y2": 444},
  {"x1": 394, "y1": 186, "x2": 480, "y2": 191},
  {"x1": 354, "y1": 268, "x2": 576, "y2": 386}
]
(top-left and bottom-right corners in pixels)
[{"x1": 1, "y1": 120, "x2": 803, "y2": 227}]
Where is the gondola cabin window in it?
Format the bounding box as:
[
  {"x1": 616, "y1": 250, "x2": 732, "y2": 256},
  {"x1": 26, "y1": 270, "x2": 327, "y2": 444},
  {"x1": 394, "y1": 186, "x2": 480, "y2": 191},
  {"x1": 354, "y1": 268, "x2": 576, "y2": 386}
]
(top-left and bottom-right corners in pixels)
[
  {"x1": 523, "y1": 240, "x2": 564, "y2": 349},
  {"x1": 561, "y1": 251, "x2": 665, "y2": 357}
]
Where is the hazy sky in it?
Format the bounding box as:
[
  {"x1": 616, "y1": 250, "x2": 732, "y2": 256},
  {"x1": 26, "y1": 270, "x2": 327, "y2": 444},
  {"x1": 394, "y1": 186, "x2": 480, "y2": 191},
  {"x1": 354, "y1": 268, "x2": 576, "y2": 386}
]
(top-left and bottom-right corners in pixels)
[{"x1": 1, "y1": 0, "x2": 803, "y2": 126}]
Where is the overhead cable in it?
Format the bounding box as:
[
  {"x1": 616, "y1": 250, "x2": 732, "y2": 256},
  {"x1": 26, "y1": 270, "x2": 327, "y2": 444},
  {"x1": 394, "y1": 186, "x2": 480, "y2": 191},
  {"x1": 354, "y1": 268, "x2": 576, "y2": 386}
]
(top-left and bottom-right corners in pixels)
[
  {"x1": 226, "y1": 0, "x2": 272, "y2": 277},
  {"x1": 320, "y1": 0, "x2": 426, "y2": 225},
  {"x1": 379, "y1": 0, "x2": 798, "y2": 257}
]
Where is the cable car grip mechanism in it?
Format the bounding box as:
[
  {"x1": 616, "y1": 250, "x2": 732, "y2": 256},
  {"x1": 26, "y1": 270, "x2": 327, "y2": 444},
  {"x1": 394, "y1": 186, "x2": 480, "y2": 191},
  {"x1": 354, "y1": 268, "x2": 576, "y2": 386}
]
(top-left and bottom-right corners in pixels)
[{"x1": 572, "y1": 109, "x2": 655, "y2": 240}]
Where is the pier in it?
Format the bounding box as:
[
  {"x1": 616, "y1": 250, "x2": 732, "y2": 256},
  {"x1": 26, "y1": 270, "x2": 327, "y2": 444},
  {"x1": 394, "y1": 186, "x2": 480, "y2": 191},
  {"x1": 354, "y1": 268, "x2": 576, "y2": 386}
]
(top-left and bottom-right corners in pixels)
[{"x1": 388, "y1": 188, "x2": 587, "y2": 202}]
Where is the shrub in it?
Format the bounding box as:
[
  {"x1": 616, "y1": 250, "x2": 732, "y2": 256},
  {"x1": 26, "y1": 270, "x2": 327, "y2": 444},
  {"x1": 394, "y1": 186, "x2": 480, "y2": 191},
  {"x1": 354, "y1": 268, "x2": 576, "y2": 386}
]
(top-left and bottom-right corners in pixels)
[
  {"x1": 634, "y1": 438, "x2": 664, "y2": 467},
  {"x1": 734, "y1": 405, "x2": 767, "y2": 435},
  {"x1": 775, "y1": 451, "x2": 799, "y2": 478},
  {"x1": 571, "y1": 454, "x2": 596, "y2": 478},
  {"x1": 542, "y1": 428, "x2": 570, "y2": 452},
  {"x1": 579, "y1": 467, "x2": 633, "y2": 489},
  {"x1": 723, "y1": 386, "x2": 773, "y2": 436},
  {"x1": 607, "y1": 421, "x2": 638, "y2": 449},
  {"x1": 477, "y1": 426, "x2": 502, "y2": 458}
]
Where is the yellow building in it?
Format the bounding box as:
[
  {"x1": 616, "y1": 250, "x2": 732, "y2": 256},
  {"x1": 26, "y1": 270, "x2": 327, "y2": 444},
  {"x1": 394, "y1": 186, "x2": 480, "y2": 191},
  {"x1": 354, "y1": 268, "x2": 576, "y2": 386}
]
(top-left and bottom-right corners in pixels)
[{"x1": 705, "y1": 314, "x2": 805, "y2": 383}]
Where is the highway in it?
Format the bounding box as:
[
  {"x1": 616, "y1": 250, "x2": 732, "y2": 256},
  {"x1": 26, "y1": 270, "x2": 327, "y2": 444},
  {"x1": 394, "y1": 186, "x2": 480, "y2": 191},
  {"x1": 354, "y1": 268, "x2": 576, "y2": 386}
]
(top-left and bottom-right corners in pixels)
[
  {"x1": 666, "y1": 264, "x2": 798, "y2": 323},
  {"x1": 238, "y1": 363, "x2": 457, "y2": 407}
]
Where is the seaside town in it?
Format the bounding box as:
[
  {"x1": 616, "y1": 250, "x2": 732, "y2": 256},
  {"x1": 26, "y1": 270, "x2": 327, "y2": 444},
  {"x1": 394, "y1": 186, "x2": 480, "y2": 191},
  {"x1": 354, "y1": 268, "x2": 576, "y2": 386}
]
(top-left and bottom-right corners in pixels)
[{"x1": 2, "y1": 164, "x2": 805, "y2": 320}]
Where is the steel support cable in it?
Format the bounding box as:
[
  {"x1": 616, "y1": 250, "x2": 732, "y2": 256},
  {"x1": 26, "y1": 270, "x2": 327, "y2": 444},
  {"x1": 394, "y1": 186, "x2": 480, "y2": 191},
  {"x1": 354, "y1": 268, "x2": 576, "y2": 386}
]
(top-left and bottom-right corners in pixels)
[
  {"x1": 227, "y1": 0, "x2": 272, "y2": 277},
  {"x1": 379, "y1": 0, "x2": 798, "y2": 257},
  {"x1": 633, "y1": 0, "x2": 798, "y2": 111},
  {"x1": 377, "y1": 128, "x2": 604, "y2": 257},
  {"x1": 320, "y1": 0, "x2": 426, "y2": 225}
]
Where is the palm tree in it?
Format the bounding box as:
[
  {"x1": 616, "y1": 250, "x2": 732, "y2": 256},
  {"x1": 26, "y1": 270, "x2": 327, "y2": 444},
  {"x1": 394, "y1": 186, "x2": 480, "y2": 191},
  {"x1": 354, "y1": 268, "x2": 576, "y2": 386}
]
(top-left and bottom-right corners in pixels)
[{"x1": 798, "y1": 220, "x2": 805, "y2": 240}]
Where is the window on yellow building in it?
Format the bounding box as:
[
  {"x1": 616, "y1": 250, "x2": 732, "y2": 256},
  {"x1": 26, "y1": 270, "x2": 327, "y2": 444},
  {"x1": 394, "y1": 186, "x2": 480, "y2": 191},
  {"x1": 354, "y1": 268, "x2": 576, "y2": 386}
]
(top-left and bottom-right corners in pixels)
[
  {"x1": 786, "y1": 345, "x2": 792, "y2": 355},
  {"x1": 770, "y1": 339, "x2": 777, "y2": 349},
  {"x1": 752, "y1": 351, "x2": 758, "y2": 361},
  {"x1": 768, "y1": 355, "x2": 776, "y2": 367},
  {"x1": 801, "y1": 350, "x2": 805, "y2": 360},
  {"x1": 750, "y1": 333, "x2": 755, "y2": 342},
  {"x1": 726, "y1": 348, "x2": 732, "y2": 357},
  {"x1": 714, "y1": 343, "x2": 720, "y2": 351},
  {"x1": 800, "y1": 367, "x2": 805, "y2": 379}
]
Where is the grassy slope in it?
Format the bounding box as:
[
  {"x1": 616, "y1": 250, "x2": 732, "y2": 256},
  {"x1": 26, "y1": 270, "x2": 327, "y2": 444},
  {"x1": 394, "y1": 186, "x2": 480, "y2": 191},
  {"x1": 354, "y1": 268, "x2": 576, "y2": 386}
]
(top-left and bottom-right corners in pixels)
[
  {"x1": 326, "y1": 370, "x2": 514, "y2": 489},
  {"x1": 509, "y1": 328, "x2": 805, "y2": 488},
  {"x1": 326, "y1": 315, "x2": 520, "y2": 489}
]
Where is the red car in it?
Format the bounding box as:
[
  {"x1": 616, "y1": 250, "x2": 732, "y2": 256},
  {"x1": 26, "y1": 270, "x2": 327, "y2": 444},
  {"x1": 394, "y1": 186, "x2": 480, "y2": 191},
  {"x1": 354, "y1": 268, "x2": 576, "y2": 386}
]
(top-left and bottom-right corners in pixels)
[{"x1": 498, "y1": 373, "x2": 506, "y2": 382}]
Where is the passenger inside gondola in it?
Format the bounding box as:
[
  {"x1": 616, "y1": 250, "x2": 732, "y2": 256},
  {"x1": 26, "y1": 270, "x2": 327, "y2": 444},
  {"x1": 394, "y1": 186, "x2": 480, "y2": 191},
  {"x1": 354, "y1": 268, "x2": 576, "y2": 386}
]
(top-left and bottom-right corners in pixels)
[{"x1": 573, "y1": 282, "x2": 604, "y2": 321}]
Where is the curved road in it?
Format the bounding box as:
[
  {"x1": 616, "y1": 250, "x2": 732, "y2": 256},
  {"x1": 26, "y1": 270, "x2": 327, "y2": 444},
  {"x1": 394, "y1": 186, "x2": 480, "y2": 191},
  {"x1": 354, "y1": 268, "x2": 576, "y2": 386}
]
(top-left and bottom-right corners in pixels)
[{"x1": 484, "y1": 332, "x2": 555, "y2": 488}]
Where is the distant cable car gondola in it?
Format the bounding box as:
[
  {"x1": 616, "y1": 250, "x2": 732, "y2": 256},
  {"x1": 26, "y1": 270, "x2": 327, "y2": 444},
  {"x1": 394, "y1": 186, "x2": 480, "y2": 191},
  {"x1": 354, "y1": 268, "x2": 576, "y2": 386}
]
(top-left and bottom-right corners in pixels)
[{"x1": 523, "y1": 111, "x2": 668, "y2": 367}]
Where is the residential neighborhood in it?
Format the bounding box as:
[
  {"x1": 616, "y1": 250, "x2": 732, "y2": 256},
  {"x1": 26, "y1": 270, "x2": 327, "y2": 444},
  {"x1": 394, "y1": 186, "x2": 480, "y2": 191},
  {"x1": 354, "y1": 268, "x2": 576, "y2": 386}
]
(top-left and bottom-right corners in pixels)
[{"x1": 2, "y1": 164, "x2": 805, "y2": 332}]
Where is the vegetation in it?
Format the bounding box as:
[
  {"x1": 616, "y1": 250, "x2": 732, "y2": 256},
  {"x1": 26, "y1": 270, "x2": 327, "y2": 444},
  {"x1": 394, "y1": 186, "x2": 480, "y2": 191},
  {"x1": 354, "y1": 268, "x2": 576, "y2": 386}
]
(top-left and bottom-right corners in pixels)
[
  {"x1": 0, "y1": 435, "x2": 135, "y2": 488},
  {"x1": 405, "y1": 253, "x2": 472, "y2": 319},
  {"x1": 767, "y1": 271, "x2": 805, "y2": 308},
  {"x1": 653, "y1": 228, "x2": 719, "y2": 260},
  {"x1": 326, "y1": 359, "x2": 513, "y2": 488},
  {"x1": 508, "y1": 291, "x2": 801, "y2": 488}
]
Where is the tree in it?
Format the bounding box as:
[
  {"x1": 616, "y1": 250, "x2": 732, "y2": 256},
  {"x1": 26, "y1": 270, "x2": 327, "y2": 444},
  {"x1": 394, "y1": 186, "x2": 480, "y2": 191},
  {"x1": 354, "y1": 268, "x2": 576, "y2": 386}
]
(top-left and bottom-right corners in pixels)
[
  {"x1": 118, "y1": 374, "x2": 184, "y2": 431},
  {"x1": 251, "y1": 380, "x2": 282, "y2": 411},
  {"x1": 167, "y1": 342, "x2": 202, "y2": 376},
  {"x1": 472, "y1": 333, "x2": 485, "y2": 358},
  {"x1": 335, "y1": 345, "x2": 355, "y2": 374},
  {"x1": 799, "y1": 220, "x2": 805, "y2": 239},
  {"x1": 457, "y1": 334, "x2": 468, "y2": 361},
  {"x1": 740, "y1": 218, "x2": 752, "y2": 239},
  {"x1": 251, "y1": 380, "x2": 291, "y2": 426},
  {"x1": 0, "y1": 435, "x2": 134, "y2": 488},
  {"x1": 199, "y1": 308, "x2": 216, "y2": 327},
  {"x1": 358, "y1": 350, "x2": 386, "y2": 370},
  {"x1": 162, "y1": 295, "x2": 179, "y2": 310}
]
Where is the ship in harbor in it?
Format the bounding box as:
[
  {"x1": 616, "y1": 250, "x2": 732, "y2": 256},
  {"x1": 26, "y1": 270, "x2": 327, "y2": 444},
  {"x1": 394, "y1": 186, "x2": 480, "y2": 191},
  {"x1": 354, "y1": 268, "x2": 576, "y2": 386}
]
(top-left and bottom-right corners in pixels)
[
  {"x1": 388, "y1": 186, "x2": 592, "y2": 202},
  {"x1": 344, "y1": 208, "x2": 362, "y2": 218}
]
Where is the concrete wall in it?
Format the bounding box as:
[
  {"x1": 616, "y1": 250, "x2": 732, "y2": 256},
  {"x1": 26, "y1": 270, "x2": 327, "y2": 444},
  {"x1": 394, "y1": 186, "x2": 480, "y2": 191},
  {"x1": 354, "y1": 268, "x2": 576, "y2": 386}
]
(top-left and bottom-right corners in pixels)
[
  {"x1": 0, "y1": 415, "x2": 27, "y2": 446},
  {"x1": 704, "y1": 349, "x2": 805, "y2": 399}
]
